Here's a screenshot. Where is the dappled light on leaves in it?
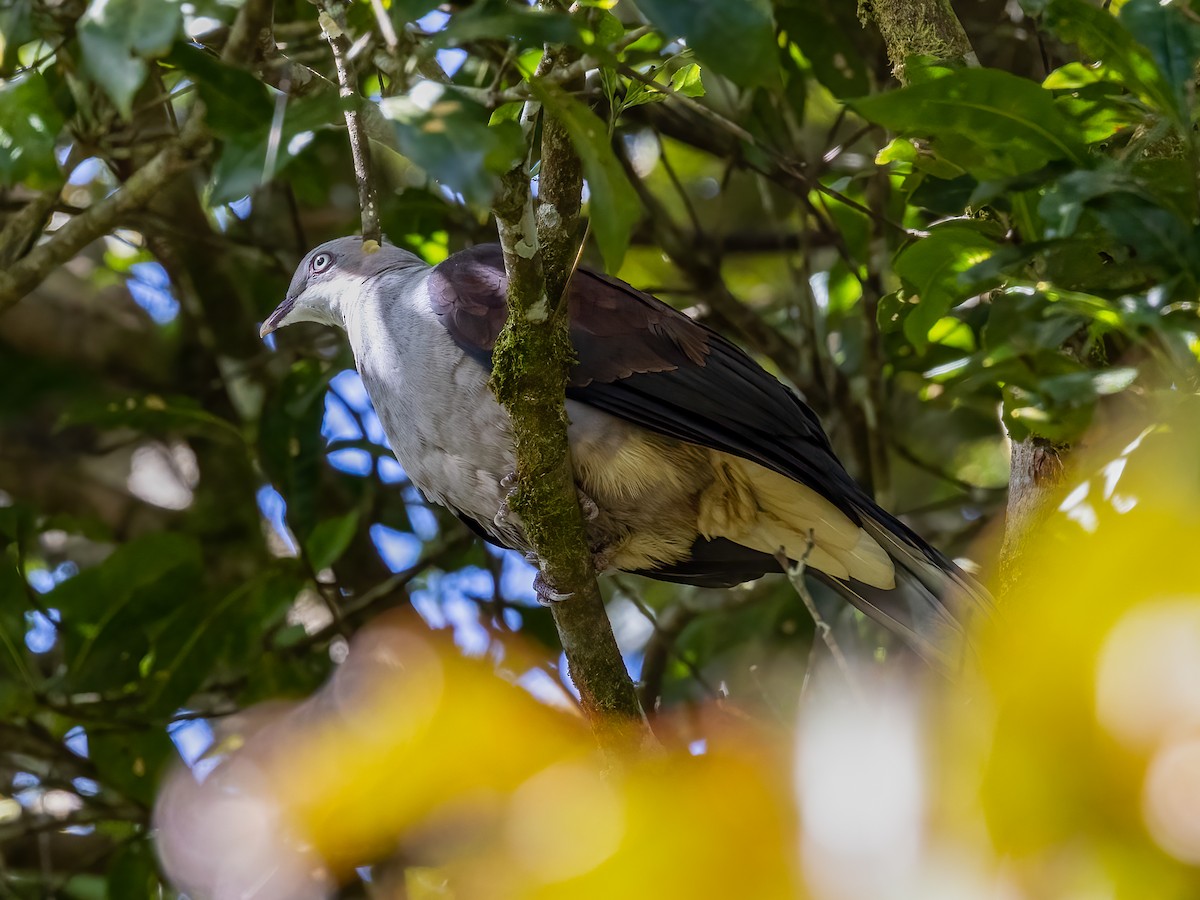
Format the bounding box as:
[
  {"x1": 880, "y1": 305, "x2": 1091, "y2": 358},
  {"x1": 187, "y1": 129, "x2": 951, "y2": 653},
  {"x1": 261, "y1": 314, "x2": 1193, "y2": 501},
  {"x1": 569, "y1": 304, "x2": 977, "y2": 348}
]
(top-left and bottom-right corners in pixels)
[{"x1": 8, "y1": 0, "x2": 1200, "y2": 892}]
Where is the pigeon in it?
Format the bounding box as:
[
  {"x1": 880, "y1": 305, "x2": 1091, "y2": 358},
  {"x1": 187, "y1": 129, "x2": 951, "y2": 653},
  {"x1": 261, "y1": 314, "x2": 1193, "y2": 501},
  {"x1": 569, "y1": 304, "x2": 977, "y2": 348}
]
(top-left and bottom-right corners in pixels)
[{"x1": 261, "y1": 236, "x2": 990, "y2": 668}]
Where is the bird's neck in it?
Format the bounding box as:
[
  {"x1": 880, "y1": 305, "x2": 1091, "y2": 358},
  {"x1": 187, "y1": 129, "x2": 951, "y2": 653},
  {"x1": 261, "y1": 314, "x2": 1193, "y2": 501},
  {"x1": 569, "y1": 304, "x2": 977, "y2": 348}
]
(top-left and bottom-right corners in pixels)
[{"x1": 342, "y1": 266, "x2": 468, "y2": 413}]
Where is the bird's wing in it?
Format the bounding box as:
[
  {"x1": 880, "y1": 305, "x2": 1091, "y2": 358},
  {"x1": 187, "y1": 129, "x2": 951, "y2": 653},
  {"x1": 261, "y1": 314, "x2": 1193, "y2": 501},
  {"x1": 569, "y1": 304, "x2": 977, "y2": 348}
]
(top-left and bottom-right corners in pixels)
[
  {"x1": 429, "y1": 244, "x2": 987, "y2": 668},
  {"x1": 428, "y1": 243, "x2": 866, "y2": 522}
]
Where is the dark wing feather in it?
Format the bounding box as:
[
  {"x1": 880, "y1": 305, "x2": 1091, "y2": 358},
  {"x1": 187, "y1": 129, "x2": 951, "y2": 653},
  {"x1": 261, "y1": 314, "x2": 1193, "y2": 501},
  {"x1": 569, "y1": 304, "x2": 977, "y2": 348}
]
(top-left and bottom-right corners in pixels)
[
  {"x1": 430, "y1": 244, "x2": 710, "y2": 382},
  {"x1": 427, "y1": 244, "x2": 508, "y2": 363}
]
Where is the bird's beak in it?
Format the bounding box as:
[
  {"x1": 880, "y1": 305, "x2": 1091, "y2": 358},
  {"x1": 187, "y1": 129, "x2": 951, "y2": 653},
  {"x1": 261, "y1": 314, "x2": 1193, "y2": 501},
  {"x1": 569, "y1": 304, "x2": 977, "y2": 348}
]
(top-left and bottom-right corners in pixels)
[{"x1": 259, "y1": 297, "x2": 296, "y2": 338}]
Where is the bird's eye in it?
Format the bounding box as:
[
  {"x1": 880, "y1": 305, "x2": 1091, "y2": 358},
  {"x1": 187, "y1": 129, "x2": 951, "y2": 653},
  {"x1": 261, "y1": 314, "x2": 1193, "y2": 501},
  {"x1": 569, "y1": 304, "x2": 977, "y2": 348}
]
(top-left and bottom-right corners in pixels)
[{"x1": 311, "y1": 252, "x2": 333, "y2": 274}]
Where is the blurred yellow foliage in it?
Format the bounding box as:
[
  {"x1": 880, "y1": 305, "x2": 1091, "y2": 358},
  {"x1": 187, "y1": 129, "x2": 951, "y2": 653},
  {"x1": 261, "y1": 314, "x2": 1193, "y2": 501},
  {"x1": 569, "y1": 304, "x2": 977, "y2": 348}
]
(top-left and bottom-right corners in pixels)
[
  {"x1": 966, "y1": 400, "x2": 1200, "y2": 898},
  {"x1": 155, "y1": 400, "x2": 1200, "y2": 900}
]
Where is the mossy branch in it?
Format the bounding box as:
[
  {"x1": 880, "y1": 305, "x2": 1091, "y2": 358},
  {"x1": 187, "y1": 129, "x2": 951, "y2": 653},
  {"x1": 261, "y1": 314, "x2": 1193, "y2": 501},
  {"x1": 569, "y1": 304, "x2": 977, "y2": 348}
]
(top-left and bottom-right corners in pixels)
[
  {"x1": 858, "y1": 0, "x2": 976, "y2": 81},
  {"x1": 488, "y1": 48, "x2": 648, "y2": 739}
]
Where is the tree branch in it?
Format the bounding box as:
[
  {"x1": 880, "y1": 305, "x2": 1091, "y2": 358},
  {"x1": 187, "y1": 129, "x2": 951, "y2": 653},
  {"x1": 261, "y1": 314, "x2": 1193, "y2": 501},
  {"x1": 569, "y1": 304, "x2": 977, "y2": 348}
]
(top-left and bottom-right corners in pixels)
[
  {"x1": 221, "y1": 0, "x2": 276, "y2": 68},
  {"x1": 0, "y1": 136, "x2": 205, "y2": 313},
  {"x1": 997, "y1": 435, "x2": 1066, "y2": 591},
  {"x1": 488, "y1": 47, "x2": 648, "y2": 739},
  {"x1": 317, "y1": 1, "x2": 381, "y2": 245},
  {"x1": 858, "y1": 0, "x2": 977, "y2": 80}
]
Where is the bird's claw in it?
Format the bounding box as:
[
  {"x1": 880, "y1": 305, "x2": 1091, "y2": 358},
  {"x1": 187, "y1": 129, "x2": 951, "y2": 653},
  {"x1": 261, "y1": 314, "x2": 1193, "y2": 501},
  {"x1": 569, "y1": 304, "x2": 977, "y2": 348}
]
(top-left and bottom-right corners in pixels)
[
  {"x1": 577, "y1": 489, "x2": 599, "y2": 522},
  {"x1": 494, "y1": 472, "x2": 520, "y2": 529},
  {"x1": 496, "y1": 474, "x2": 599, "y2": 528},
  {"x1": 534, "y1": 571, "x2": 574, "y2": 605}
]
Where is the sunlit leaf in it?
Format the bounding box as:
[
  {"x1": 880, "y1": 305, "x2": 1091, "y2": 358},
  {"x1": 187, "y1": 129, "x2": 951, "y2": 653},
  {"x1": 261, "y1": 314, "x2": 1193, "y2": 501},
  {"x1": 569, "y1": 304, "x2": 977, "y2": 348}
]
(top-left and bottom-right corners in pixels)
[
  {"x1": 1119, "y1": 0, "x2": 1200, "y2": 124},
  {"x1": 894, "y1": 224, "x2": 1000, "y2": 351},
  {"x1": 0, "y1": 0, "x2": 34, "y2": 75},
  {"x1": 209, "y1": 93, "x2": 341, "y2": 205},
  {"x1": 1038, "y1": 0, "x2": 1192, "y2": 126},
  {"x1": 437, "y1": 3, "x2": 579, "y2": 49},
  {"x1": 669, "y1": 63, "x2": 705, "y2": 98},
  {"x1": 380, "y1": 93, "x2": 524, "y2": 207},
  {"x1": 851, "y1": 69, "x2": 1087, "y2": 179}
]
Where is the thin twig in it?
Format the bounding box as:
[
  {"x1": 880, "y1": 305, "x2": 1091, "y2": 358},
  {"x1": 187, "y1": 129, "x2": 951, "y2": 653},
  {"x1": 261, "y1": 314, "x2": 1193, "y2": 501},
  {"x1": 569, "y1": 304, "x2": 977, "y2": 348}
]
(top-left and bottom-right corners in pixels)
[
  {"x1": 317, "y1": 2, "x2": 381, "y2": 244},
  {"x1": 610, "y1": 577, "x2": 719, "y2": 710},
  {"x1": 369, "y1": 0, "x2": 400, "y2": 53},
  {"x1": 774, "y1": 540, "x2": 862, "y2": 700}
]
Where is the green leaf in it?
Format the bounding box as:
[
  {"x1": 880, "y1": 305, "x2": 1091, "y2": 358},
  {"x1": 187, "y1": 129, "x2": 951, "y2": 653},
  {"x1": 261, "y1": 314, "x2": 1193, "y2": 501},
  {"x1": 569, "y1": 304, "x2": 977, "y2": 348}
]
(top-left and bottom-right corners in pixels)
[
  {"x1": 876, "y1": 136, "x2": 965, "y2": 179},
  {"x1": 528, "y1": 80, "x2": 641, "y2": 271},
  {"x1": 1118, "y1": 0, "x2": 1200, "y2": 126},
  {"x1": 258, "y1": 360, "x2": 332, "y2": 540},
  {"x1": 1043, "y1": 61, "x2": 1113, "y2": 90},
  {"x1": 1038, "y1": 168, "x2": 1138, "y2": 238},
  {"x1": 1039, "y1": 0, "x2": 1186, "y2": 126},
  {"x1": 669, "y1": 63, "x2": 705, "y2": 98},
  {"x1": 305, "y1": 510, "x2": 360, "y2": 571},
  {"x1": 1054, "y1": 83, "x2": 1139, "y2": 145},
  {"x1": 590, "y1": 9, "x2": 625, "y2": 49},
  {"x1": 0, "y1": 502, "x2": 36, "y2": 551},
  {"x1": 380, "y1": 92, "x2": 524, "y2": 207},
  {"x1": 60, "y1": 392, "x2": 242, "y2": 441},
  {"x1": 77, "y1": 0, "x2": 182, "y2": 118},
  {"x1": 851, "y1": 69, "x2": 1086, "y2": 180},
  {"x1": 166, "y1": 43, "x2": 273, "y2": 136},
  {"x1": 0, "y1": 0, "x2": 35, "y2": 75},
  {"x1": 777, "y1": 6, "x2": 870, "y2": 98},
  {"x1": 0, "y1": 75, "x2": 65, "y2": 187},
  {"x1": 391, "y1": 0, "x2": 440, "y2": 27},
  {"x1": 1039, "y1": 168, "x2": 1200, "y2": 277},
  {"x1": 636, "y1": 0, "x2": 778, "y2": 88},
  {"x1": 50, "y1": 533, "x2": 204, "y2": 697},
  {"x1": 894, "y1": 224, "x2": 1000, "y2": 351},
  {"x1": 438, "y1": 2, "x2": 579, "y2": 49},
  {"x1": 106, "y1": 840, "x2": 159, "y2": 899},
  {"x1": 89, "y1": 729, "x2": 174, "y2": 806},
  {"x1": 0, "y1": 564, "x2": 31, "y2": 684},
  {"x1": 983, "y1": 288, "x2": 1084, "y2": 354},
  {"x1": 209, "y1": 93, "x2": 341, "y2": 204}
]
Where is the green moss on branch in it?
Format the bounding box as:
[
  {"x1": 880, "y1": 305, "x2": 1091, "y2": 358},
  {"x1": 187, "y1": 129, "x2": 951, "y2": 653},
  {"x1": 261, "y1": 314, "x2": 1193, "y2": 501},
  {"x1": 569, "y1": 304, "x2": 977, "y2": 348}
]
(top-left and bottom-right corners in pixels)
[{"x1": 490, "y1": 147, "x2": 647, "y2": 735}]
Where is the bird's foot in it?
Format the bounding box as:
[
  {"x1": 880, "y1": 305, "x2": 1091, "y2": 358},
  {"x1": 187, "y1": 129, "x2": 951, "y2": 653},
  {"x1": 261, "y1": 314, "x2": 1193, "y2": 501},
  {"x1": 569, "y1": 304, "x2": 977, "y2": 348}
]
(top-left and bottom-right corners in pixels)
[
  {"x1": 577, "y1": 487, "x2": 599, "y2": 522},
  {"x1": 494, "y1": 472, "x2": 519, "y2": 530},
  {"x1": 591, "y1": 546, "x2": 614, "y2": 575},
  {"x1": 532, "y1": 547, "x2": 614, "y2": 606},
  {"x1": 534, "y1": 571, "x2": 573, "y2": 605},
  {"x1": 495, "y1": 474, "x2": 599, "y2": 528}
]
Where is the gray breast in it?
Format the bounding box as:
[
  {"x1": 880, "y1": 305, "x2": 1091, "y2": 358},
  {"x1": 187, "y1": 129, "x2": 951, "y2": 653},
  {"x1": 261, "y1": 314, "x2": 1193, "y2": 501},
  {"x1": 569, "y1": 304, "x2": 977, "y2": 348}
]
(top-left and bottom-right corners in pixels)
[{"x1": 343, "y1": 271, "x2": 520, "y2": 541}]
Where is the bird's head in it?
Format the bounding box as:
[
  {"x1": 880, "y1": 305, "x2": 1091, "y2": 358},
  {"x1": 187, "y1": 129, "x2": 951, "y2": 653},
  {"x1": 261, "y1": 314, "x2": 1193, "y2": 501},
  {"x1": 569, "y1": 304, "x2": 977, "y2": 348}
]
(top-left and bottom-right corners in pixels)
[{"x1": 260, "y1": 237, "x2": 424, "y2": 338}]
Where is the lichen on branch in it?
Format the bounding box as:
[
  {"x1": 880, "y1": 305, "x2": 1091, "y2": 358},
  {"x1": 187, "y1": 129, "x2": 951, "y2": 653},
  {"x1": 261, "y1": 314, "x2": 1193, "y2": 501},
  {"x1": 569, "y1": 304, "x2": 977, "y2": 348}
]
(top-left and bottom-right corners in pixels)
[{"x1": 858, "y1": 0, "x2": 976, "y2": 81}]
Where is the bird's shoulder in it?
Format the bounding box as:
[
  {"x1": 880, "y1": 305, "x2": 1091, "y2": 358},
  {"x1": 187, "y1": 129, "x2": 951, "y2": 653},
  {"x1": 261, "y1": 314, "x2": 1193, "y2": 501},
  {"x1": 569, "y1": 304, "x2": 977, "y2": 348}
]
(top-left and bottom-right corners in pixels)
[{"x1": 427, "y1": 242, "x2": 712, "y2": 382}]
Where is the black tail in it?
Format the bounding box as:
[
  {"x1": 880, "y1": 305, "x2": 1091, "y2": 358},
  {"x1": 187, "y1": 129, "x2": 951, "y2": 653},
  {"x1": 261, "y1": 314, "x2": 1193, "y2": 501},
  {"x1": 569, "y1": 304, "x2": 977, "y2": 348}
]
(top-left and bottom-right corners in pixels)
[
  {"x1": 639, "y1": 514, "x2": 992, "y2": 673},
  {"x1": 828, "y1": 508, "x2": 992, "y2": 672}
]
